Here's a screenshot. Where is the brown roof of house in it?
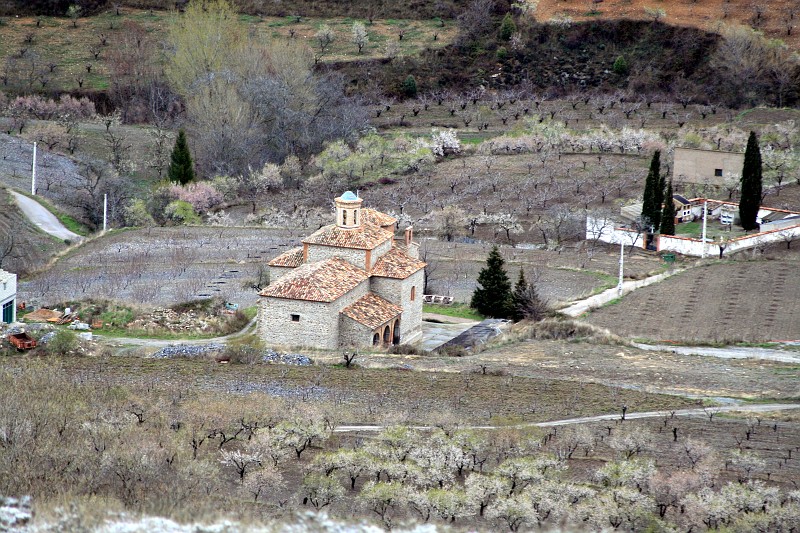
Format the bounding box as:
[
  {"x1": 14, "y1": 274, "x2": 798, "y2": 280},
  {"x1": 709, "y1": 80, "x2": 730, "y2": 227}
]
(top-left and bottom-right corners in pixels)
[
  {"x1": 259, "y1": 257, "x2": 368, "y2": 302},
  {"x1": 362, "y1": 208, "x2": 397, "y2": 228},
  {"x1": 341, "y1": 292, "x2": 402, "y2": 329},
  {"x1": 371, "y1": 246, "x2": 426, "y2": 279},
  {"x1": 268, "y1": 247, "x2": 304, "y2": 268},
  {"x1": 303, "y1": 222, "x2": 393, "y2": 250}
]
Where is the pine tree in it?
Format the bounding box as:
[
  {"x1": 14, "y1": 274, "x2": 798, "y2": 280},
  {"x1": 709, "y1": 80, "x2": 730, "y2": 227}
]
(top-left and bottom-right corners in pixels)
[
  {"x1": 739, "y1": 131, "x2": 762, "y2": 231},
  {"x1": 660, "y1": 180, "x2": 676, "y2": 236},
  {"x1": 511, "y1": 268, "x2": 527, "y2": 321},
  {"x1": 511, "y1": 268, "x2": 549, "y2": 322},
  {"x1": 470, "y1": 245, "x2": 513, "y2": 319},
  {"x1": 499, "y1": 13, "x2": 517, "y2": 41},
  {"x1": 167, "y1": 129, "x2": 195, "y2": 185},
  {"x1": 641, "y1": 150, "x2": 661, "y2": 231}
]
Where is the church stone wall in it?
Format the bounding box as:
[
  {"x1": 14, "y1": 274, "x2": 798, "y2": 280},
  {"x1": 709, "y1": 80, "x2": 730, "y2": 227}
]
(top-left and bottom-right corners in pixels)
[
  {"x1": 339, "y1": 316, "x2": 374, "y2": 348},
  {"x1": 398, "y1": 269, "x2": 424, "y2": 338},
  {"x1": 269, "y1": 265, "x2": 295, "y2": 281},
  {"x1": 258, "y1": 280, "x2": 369, "y2": 350},
  {"x1": 307, "y1": 244, "x2": 368, "y2": 270}
]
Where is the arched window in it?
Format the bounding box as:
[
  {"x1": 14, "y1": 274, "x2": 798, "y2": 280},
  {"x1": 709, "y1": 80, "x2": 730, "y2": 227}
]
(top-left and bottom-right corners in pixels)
[
  {"x1": 373, "y1": 332, "x2": 380, "y2": 345},
  {"x1": 353, "y1": 209, "x2": 358, "y2": 225},
  {"x1": 410, "y1": 286, "x2": 416, "y2": 301},
  {"x1": 343, "y1": 210, "x2": 348, "y2": 225}
]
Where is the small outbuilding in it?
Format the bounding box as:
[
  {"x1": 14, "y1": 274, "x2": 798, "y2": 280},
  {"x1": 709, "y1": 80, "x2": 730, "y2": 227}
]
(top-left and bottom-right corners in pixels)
[{"x1": 0, "y1": 269, "x2": 17, "y2": 324}]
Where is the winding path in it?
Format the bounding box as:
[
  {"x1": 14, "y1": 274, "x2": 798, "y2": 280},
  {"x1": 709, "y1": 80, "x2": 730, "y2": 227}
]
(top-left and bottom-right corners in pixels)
[
  {"x1": 8, "y1": 189, "x2": 82, "y2": 242},
  {"x1": 333, "y1": 403, "x2": 800, "y2": 433}
]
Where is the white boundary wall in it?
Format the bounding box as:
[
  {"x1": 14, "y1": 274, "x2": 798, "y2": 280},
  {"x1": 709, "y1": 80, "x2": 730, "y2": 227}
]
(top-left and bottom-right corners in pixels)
[
  {"x1": 658, "y1": 224, "x2": 800, "y2": 257},
  {"x1": 585, "y1": 217, "x2": 643, "y2": 248},
  {"x1": 587, "y1": 217, "x2": 800, "y2": 257}
]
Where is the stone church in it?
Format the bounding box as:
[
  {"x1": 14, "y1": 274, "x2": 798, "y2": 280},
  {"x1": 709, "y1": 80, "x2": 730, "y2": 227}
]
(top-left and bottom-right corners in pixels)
[{"x1": 257, "y1": 192, "x2": 426, "y2": 350}]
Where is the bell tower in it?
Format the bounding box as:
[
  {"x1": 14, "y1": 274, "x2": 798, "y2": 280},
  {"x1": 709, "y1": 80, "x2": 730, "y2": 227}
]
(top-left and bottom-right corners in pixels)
[{"x1": 335, "y1": 191, "x2": 363, "y2": 229}]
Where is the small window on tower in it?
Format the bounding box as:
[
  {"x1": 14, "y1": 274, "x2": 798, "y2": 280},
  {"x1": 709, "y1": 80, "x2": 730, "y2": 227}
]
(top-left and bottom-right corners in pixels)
[
  {"x1": 291, "y1": 314, "x2": 300, "y2": 322},
  {"x1": 353, "y1": 210, "x2": 358, "y2": 225},
  {"x1": 411, "y1": 286, "x2": 416, "y2": 301},
  {"x1": 714, "y1": 168, "x2": 723, "y2": 177},
  {"x1": 343, "y1": 210, "x2": 348, "y2": 225}
]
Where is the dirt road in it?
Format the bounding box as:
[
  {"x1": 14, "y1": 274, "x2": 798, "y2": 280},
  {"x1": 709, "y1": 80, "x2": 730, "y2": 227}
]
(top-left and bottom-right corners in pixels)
[
  {"x1": 8, "y1": 189, "x2": 82, "y2": 242},
  {"x1": 333, "y1": 403, "x2": 800, "y2": 432}
]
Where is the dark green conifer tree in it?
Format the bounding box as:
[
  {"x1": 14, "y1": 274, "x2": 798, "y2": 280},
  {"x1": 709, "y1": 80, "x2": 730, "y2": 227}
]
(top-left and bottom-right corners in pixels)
[
  {"x1": 498, "y1": 13, "x2": 516, "y2": 41},
  {"x1": 660, "y1": 180, "x2": 676, "y2": 236},
  {"x1": 470, "y1": 245, "x2": 513, "y2": 319},
  {"x1": 167, "y1": 129, "x2": 195, "y2": 185},
  {"x1": 511, "y1": 268, "x2": 527, "y2": 321},
  {"x1": 641, "y1": 150, "x2": 662, "y2": 231},
  {"x1": 739, "y1": 131, "x2": 762, "y2": 231}
]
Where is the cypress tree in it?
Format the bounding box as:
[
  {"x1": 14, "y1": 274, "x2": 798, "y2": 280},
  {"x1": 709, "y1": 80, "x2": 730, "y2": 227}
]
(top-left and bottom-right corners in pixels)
[
  {"x1": 641, "y1": 150, "x2": 661, "y2": 231},
  {"x1": 470, "y1": 245, "x2": 513, "y2": 319},
  {"x1": 739, "y1": 131, "x2": 762, "y2": 231},
  {"x1": 168, "y1": 129, "x2": 195, "y2": 185},
  {"x1": 660, "y1": 180, "x2": 676, "y2": 236}
]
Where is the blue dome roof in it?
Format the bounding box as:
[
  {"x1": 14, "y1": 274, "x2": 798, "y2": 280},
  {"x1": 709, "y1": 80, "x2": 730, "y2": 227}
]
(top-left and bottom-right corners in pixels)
[{"x1": 341, "y1": 191, "x2": 359, "y2": 201}]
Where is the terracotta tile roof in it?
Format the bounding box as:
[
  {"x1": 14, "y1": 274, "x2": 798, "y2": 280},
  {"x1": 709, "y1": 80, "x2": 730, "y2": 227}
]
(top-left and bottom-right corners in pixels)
[
  {"x1": 268, "y1": 247, "x2": 304, "y2": 268},
  {"x1": 362, "y1": 208, "x2": 397, "y2": 228},
  {"x1": 303, "y1": 223, "x2": 393, "y2": 250},
  {"x1": 371, "y1": 247, "x2": 426, "y2": 279},
  {"x1": 341, "y1": 292, "x2": 402, "y2": 329},
  {"x1": 259, "y1": 257, "x2": 368, "y2": 302}
]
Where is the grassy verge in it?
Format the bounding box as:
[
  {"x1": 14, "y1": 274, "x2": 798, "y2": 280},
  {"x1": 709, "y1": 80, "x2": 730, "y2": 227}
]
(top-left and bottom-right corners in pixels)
[{"x1": 423, "y1": 303, "x2": 483, "y2": 321}]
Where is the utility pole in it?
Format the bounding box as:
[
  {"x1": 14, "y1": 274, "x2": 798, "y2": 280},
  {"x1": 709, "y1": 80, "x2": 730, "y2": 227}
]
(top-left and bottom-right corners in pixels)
[
  {"x1": 617, "y1": 239, "x2": 624, "y2": 296},
  {"x1": 103, "y1": 193, "x2": 108, "y2": 232},
  {"x1": 701, "y1": 200, "x2": 708, "y2": 258},
  {"x1": 31, "y1": 141, "x2": 37, "y2": 195}
]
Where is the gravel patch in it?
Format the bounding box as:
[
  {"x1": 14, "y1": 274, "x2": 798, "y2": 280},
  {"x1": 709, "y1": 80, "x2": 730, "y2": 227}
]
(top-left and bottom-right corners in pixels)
[
  {"x1": 262, "y1": 349, "x2": 313, "y2": 366},
  {"x1": 150, "y1": 343, "x2": 225, "y2": 359}
]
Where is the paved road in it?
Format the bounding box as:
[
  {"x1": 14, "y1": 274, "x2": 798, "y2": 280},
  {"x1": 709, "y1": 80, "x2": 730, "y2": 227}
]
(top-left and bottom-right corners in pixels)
[
  {"x1": 333, "y1": 403, "x2": 800, "y2": 433},
  {"x1": 8, "y1": 189, "x2": 82, "y2": 242},
  {"x1": 560, "y1": 268, "x2": 683, "y2": 317},
  {"x1": 634, "y1": 342, "x2": 800, "y2": 364}
]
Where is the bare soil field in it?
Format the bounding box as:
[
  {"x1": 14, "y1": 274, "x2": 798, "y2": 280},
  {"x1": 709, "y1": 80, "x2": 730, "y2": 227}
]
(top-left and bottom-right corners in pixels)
[
  {"x1": 585, "y1": 258, "x2": 800, "y2": 343},
  {"x1": 19, "y1": 225, "x2": 667, "y2": 309},
  {"x1": 0, "y1": 355, "x2": 702, "y2": 426},
  {"x1": 538, "y1": 0, "x2": 800, "y2": 49},
  {"x1": 334, "y1": 338, "x2": 800, "y2": 401}
]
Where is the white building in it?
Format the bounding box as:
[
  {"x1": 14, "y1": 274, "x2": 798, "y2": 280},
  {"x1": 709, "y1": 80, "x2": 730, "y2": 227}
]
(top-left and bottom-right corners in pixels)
[{"x1": 0, "y1": 269, "x2": 17, "y2": 324}]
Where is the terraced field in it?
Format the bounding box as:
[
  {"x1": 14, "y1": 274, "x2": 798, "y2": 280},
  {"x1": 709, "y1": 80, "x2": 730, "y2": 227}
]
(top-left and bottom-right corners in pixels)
[{"x1": 586, "y1": 259, "x2": 800, "y2": 343}]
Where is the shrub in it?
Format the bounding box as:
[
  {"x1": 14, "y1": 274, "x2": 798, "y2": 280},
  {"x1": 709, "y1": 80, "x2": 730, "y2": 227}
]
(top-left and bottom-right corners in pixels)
[
  {"x1": 45, "y1": 330, "x2": 78, "y2": 356},
  {"x1": 224, "y1": 341, "x2": 263, "y2": 365},
  {"x1": 164, "y1": 200, "x2": 201, "y2": 225},
  {"x1": 168, "y1": 182, "x2": 224, "y2": 213},
  {"x1": 387, "y1": 344, "x2": 428, "y2": 356},
  {"x1": 496, "y1": 46, "x2": 508, "y2": 60},
  {"x1": 401, "y1": 75, "x2": 418, "y2": 98},
  {"x1": 612, "y1": 55, "x2": 629, "y2": 76},
  {"x1": 123, "y1": 199, "x2": 156, "y2": 227}
]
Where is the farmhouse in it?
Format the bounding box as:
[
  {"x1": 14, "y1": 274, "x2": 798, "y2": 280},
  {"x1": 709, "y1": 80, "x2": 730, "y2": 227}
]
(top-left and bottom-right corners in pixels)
[
  {"x1": 673, "y1": 147, "x2": 744, "y2": 187},
  {"x1": 0, "y1": 269, "x2": 17, "y2": 324},
  {"x1": 257, "y1": 192, "x2": 425, "y2": 350}
]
